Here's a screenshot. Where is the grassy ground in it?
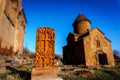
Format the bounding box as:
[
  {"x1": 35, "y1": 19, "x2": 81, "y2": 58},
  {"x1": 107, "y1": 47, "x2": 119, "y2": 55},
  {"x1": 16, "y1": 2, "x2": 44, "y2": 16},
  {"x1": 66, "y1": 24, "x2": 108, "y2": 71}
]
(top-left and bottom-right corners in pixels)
[
  {"x1": 0, "y1": 64, "x2": 33, "y2": 80},
  {"x1": 58, "y1": 65, "x2": 120, "y2": 80},
  {"x1": 1, "y1": 65, "x2": 120, "y2": 80}
]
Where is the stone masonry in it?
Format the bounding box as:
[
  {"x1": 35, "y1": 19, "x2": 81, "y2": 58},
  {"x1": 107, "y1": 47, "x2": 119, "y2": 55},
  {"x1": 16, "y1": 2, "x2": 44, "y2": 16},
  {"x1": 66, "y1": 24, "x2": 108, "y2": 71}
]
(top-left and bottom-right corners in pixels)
[
  {"x1": 31, "y1": 27, "x2": 58, "y2": 80},
  {"x1": 35, "y1": 27, "x2": 55, "y2": 67},
  {"x1": 0, "y1": 0, "x2": 26, "y2": 55},
  {"x1": 63, "y1": 14, "x2": 115, "y2": 67}
]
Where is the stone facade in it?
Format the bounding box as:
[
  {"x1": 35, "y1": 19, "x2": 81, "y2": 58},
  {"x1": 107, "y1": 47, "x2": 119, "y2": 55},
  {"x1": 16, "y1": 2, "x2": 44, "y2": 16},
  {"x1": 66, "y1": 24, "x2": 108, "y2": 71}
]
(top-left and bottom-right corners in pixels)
[
  {"x1": 0, "y1": 0, "x2": 26, "y2": 55},
  {"x1": 63, "y1": 14, "x2": 115, "y2": 67},
  {"x1": 35, "y1": 27, "x2": 55, "y2": 67}
]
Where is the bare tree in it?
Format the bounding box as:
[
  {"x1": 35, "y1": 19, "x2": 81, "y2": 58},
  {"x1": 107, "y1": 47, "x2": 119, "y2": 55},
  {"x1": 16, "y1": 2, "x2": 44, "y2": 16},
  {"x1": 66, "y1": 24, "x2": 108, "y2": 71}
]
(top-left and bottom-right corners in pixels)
[
  {"x1": 113, "y1": 50, "x2": 120, "y2": 57},
  {"x1": 113, "y1": 50, "x2": 120, "y2": 66}
]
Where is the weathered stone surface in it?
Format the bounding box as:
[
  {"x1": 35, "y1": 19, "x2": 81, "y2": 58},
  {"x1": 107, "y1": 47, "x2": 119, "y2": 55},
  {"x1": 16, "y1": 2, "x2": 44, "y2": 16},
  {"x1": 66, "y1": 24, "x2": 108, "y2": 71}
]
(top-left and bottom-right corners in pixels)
[
  {"x1": 31, "y1": 27, "x2": 58, "y2": 80},
  {"x1": 34, "y1": 27, "x2": 55, "y2": 67},
  {"x1": 74, "y1": 69, "x2": 92, "y2": 77},
  {"x1": 72, "y1": 14, "x2": 91, "y2": 35},
  {"x1": 0, "y1": 0, "x2": 26, "y2": 54},
  {"x1": 63, "y1": 14, "x2": 115, "y2": 67},
  {"x1": 31, "y1": 67, "x2": 58, "y2": 80}
]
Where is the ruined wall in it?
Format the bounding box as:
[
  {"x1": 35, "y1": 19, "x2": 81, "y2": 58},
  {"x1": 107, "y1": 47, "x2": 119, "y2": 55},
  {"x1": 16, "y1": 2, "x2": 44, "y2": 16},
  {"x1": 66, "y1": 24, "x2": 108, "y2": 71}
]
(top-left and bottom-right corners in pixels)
[
  {"x1": 4, "y1": 0, "x2": 22, "y2": 27},
  {"x1": 13, "y1": 9, "x2": 26, "y2": 54},
  {"x1": 0, "y1": 0, "x2": 6, "y2": 20},
  {"x1": 35, "y1": 27, "x2": 55, "y2": 67},
  {"x1": 0, "y1": 14, "x2": 15, "y2": 53},
  {"x1": 0, "y1": 0, "x2": 26, "y2": 54}
]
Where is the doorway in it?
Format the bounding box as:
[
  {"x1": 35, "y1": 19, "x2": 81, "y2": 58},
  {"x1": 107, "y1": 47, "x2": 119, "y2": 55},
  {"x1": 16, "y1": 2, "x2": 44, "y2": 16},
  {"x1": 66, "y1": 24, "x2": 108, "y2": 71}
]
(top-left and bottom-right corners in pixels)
[{"x1": 98, "y1": 53, "x2": 108, "y2": 65}]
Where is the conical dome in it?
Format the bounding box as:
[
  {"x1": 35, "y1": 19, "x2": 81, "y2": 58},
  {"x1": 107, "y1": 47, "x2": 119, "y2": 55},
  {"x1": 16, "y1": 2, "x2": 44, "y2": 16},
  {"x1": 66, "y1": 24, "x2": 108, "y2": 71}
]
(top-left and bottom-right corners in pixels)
[
  {"x1": 72, "y1": 14, "x2": 91, "y2": 34},
  {"x1": 72, "y1": 14, "x2": 91, "y2": 27}
]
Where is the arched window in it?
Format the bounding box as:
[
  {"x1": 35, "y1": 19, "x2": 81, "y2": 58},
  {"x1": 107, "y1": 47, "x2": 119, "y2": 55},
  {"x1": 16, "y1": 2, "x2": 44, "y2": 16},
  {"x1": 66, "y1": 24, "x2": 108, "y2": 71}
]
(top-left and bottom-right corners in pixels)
[{"x1": 96, "y1": 40, "x2": 100, "y2": 48}]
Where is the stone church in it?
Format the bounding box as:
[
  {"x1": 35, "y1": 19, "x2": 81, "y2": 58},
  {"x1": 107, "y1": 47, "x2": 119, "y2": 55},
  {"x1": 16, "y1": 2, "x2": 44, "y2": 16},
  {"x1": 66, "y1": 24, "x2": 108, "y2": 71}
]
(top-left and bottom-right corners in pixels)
[
  {"x1": 63, "y1": 14, "x2": 115, "y2": 66},
  {"x1": 0, "y1": 0, "x2": 26, "y2": 55}
]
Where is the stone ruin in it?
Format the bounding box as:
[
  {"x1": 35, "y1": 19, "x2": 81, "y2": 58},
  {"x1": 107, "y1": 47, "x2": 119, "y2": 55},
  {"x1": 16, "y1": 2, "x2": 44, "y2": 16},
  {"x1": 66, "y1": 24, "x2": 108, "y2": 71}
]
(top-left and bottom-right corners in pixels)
[
  {"x1": 0, "y1": 0, "x2": 26, "y2": 73},
  {"x1": 0, "y1": 0, "x2": 26, "y2": 55}
]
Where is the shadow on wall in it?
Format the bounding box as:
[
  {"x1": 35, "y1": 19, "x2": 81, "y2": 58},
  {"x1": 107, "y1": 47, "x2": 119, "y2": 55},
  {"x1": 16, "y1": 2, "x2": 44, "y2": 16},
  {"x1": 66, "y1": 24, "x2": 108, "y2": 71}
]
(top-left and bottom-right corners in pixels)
[{"x1": 0, "y1": 39, "x2": 18, "y2": 55}]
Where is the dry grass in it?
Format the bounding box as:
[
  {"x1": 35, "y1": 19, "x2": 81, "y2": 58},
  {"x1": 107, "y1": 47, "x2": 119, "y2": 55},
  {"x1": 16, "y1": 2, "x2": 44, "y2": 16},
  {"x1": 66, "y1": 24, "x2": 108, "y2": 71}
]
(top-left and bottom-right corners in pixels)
[{"x1": 58, "y1": 65, "x2": 120, "y2": 80}]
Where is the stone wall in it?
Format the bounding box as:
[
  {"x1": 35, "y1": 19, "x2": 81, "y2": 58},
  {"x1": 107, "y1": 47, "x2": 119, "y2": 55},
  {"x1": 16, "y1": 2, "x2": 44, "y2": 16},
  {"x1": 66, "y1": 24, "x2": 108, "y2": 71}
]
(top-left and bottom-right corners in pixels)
[
  {"x1": 0, "y1": 0, "x2": 26, "y2": 55},
  {"x1": 87, "y1": 28, "x2": 115, "y2": 66},
  {"x1": 74, "y1": 21, "x2": 91, "y2": 35},
  {"x1": 0, "y1": 0, "x2": 6, "y2": 20},
  {"x1": 35, "y1": 27, "x2": 55, "y2": 67}
]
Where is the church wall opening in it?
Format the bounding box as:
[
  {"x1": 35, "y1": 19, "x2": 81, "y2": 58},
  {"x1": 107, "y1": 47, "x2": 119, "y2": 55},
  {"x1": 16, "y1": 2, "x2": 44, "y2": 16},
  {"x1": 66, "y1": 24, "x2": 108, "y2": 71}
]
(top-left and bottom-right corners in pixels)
[{"x1": 98, "y1": 53, "x2": 108, "y2": 65}]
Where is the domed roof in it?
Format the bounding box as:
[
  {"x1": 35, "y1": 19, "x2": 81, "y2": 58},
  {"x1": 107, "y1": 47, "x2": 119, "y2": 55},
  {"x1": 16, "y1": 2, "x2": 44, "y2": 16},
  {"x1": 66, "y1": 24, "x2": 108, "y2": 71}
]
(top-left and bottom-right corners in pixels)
[{"x1": 72, "y1": 14, "x2": 91, "y2": 27}]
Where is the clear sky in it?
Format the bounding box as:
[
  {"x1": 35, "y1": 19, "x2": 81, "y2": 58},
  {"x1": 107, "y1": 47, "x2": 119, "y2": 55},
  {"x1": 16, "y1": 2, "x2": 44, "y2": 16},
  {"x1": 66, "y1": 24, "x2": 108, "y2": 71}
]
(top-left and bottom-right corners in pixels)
[{"x1": 22, "y1": 0, "x2": 120, "y2": 55}]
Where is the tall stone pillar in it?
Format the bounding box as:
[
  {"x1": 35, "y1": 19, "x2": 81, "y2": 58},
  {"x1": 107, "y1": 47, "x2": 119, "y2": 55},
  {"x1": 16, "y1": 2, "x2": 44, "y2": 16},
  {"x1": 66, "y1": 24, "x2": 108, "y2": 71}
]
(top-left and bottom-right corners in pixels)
[
  {"x1": 35, "y1": 27, "x2": 55, "y2": 67},
  {"x1": 31, "y1": 27, "x2": 58, "y2": 80}
]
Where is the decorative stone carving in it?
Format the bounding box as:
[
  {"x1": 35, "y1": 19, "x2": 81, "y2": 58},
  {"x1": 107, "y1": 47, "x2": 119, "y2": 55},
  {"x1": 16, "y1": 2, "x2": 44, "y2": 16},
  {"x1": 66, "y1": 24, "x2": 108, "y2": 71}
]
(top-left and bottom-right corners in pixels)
[
  {"x1": 35, "y1": 27, "x2": 55, "y2": 67},
  {"x1": 31, "y1": 27, "x2": 58, "y2": 80}
]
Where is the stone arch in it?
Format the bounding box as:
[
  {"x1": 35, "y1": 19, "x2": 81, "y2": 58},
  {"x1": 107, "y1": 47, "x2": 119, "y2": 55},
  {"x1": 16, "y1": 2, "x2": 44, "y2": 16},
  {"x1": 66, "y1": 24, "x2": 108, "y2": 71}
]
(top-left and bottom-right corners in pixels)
[{"x1": 96, "y1": 50, "x2": 108, "y2": 65}]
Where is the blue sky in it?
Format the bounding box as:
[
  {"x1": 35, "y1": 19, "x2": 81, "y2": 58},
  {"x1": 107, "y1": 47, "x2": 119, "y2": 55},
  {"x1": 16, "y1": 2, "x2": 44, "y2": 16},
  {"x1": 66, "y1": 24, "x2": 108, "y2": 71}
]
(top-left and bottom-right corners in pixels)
[{"x1": 22, "y1": 0, "x2": 120, "y2": 54}]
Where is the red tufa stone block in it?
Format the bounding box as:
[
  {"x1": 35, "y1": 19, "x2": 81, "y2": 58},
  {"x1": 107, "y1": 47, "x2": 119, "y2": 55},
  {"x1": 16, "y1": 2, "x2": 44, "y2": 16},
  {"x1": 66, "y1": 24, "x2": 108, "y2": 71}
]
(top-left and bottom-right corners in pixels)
[
  {"x1": 31, "y1": 27, "x2": 59, "y2": 80},
  {"x1": 34, "y1": 27, "x2": 55, "y2": 67},
  {"x1": 31, "y1": 67, "x2": 58, "y2": 80}
]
